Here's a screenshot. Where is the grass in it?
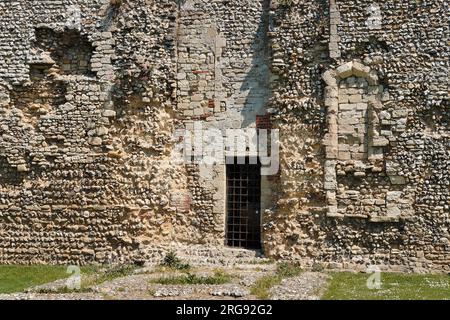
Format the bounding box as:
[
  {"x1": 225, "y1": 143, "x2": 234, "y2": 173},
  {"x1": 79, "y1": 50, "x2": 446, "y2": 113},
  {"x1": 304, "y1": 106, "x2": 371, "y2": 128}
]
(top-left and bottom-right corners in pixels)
[
  {"x1": 322, "y1": 272, "x2": 450, "y2": 300},
  {"x1": 151, "y1": 269, "x2": 231, "y2": 285},
  {"x1": 0, "y1": 265, "x2": 85, "y2": 294},
  {"x1": 0, "y1": 264, "x2": 138, "y2": 294},
  {"x1": 160, "y1": 250, "x2": 191, "y2": 271},
  {"x1": 57, "y1": 264, "x2": 136, "y2": 293},
  {"x1": 152, "y1": 265, "x2": 194, "y2": 275},
  {"x1": 90, "y1": 264, "x2": 135, "y2": 286},
  {"x1": 251, "y1": 275, "x2": 282, "y2": 300},
  {"x1": 251, "y1": 262, "x2": 302, "y2": 299}
]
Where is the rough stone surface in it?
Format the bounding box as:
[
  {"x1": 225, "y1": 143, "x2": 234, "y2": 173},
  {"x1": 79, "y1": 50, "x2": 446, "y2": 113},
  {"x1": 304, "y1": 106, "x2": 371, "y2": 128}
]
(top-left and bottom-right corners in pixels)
[
  {"x1": 0, "y1": 0, "x2": 448, "y2": 273},
  {"x1": 270, "y1": 272, "x2": 329, "y2": 300}
]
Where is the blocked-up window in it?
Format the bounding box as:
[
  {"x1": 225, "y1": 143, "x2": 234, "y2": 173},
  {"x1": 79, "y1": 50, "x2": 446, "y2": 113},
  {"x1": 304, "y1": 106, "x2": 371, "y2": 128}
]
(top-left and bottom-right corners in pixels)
[{"x1": 337, "y1": 76, "x2": 369, "y2": 161}]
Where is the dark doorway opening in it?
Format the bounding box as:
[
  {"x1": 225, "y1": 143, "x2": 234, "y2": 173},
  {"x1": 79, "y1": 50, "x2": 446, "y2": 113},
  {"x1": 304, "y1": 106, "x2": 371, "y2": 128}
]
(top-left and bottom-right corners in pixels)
[{"x1": 226, "y1": 157, "x2": 261, "y2": 249}]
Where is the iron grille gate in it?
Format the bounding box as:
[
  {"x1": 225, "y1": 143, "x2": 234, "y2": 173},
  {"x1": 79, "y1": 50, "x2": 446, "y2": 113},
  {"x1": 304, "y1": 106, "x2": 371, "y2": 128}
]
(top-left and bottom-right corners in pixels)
[{"x1": 226, "y1": 157, "x2": 261, "y2": 249}]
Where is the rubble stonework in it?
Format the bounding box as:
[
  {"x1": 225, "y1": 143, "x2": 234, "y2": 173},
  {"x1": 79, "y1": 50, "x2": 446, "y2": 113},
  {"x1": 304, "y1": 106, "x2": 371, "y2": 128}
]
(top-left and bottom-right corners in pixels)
[{"x1": 0, "y1": 0, "x2": 448, "y2": 272}]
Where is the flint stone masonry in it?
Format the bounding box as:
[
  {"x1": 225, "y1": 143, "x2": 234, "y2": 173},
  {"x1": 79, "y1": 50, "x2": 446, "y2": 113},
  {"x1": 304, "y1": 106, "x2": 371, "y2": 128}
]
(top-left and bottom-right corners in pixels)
[{"x1": 0, "y1": 0, "x2": 448, "y2": 273}]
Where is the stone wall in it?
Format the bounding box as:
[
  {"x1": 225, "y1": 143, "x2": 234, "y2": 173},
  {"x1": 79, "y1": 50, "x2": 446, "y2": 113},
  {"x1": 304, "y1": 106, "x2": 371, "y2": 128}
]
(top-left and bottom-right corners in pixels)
[
  {"x1": 265, "y1": 0, "x2": 449, "y2": 273},
  {"x1": 0, "y1": 0, "x2": 448, "y2": 272},
  {"x1": 0, "y1": 0, "x2": 180, "y2": 264}
]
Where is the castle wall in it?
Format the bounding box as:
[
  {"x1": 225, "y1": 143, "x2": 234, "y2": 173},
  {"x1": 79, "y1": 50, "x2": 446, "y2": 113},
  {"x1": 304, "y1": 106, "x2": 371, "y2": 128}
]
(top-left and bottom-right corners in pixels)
[
  {"x1": 0, "y1": 0, "x2": 448, "y2": 272},
  {"x1": 0, "y1": 0, "x2": 179, "y2": 264},
  {"x1": 267, "y1": 0, "x2": 449, "y2": 272}
]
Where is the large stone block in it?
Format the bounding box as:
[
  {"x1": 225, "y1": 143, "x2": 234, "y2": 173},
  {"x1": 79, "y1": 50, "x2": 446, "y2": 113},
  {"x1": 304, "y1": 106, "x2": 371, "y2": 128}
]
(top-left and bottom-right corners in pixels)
[{"x1": 336, "y1": 62, "x2": 353, "y2": 78}]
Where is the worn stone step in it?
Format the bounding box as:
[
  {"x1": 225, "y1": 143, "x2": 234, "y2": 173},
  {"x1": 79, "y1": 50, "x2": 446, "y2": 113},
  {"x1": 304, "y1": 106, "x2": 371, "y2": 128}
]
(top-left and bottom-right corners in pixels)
[{"x1": 138, "y1": 244, "x2": 272, "y2": 268}]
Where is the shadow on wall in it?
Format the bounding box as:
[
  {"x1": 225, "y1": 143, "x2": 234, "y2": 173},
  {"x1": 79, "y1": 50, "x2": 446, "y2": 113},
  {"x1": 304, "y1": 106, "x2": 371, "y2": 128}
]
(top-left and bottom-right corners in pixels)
[
  {"x1": 32, "y1": 27, "x2": 95, "y2": 77},
  {"x1": 100, "y1": 3, "x2": 121, "y2": 31},
  {"x1": 239, "y1": 0, "x2": 272, "y2": 128},
  {"x1": 0, "y1": 156, "x2": 25, "y2": 186}
]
